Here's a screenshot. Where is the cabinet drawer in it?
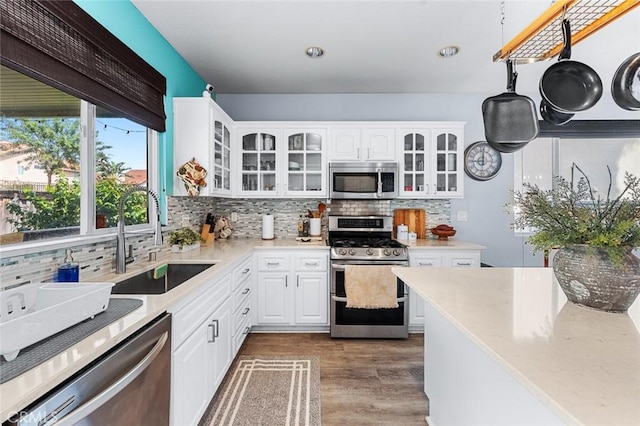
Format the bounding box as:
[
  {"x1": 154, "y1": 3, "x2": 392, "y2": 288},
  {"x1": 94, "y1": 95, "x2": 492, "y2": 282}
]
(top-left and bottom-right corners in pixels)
[
  {"x1": 233, "y1": 315, "x2": 251, "y2": 354},
  {"x1": 294, "y1": 252, "x2": 328, "y2": 271},
  {"x1": 233, "y1": 281, "x2": 252, "y2": 313},
  {"x1": 256, "y1": 253, "x2": 290, "y2": 271},
  {"x1": 233, "y1": 295, "x2": 252, "y2": 334},
  {"x1": 172, "y1": 274, "x2": 231, "y2": 351},
  {"x1": 233, "y1": 256, "x2": 253, "y2": 291}
]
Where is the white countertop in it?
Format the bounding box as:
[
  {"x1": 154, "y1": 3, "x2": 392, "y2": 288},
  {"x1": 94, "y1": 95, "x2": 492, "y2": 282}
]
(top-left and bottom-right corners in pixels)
[
  {"x1": 392, "y1": 266, "x2": 640, "y2": 426},
  {"x1": 400, "y1": 238, "x2": 486, "y2": 250}
]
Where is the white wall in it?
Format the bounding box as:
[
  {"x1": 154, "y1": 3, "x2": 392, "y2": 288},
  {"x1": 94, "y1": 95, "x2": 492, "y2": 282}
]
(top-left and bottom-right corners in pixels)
[{"x1": 217, "y1": 93, "x2": 637, "y2": 267}]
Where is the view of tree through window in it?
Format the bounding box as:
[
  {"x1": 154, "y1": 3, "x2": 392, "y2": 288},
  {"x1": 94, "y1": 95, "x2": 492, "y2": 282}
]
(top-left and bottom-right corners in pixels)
[{"x1": 0, "y1": 65, "x2": 150, "y2": 244}]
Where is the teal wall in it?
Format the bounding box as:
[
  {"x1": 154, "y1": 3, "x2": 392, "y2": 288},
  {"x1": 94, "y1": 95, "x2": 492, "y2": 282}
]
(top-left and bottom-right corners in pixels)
[{"x1": 74, "y1": 0, "x2": 208, "y2": 219}]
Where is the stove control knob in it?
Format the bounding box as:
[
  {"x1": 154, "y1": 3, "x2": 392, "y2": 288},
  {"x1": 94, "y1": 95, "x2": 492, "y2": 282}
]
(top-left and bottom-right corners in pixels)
[
  {"x1": 393, "y1": 249, "x2": 402, "y2": 256},
  {"x1": 383, "y1": 249, "x2": 392, "y2": 256},
  {"x1": 348, "y1": 249, "x2": 357, "y2": 256},
  {"x1": 366, "y1": 248, "x2": 374, "y2": 256},
  {"x1": 339, "y1": 249, "x2": 347, "y2": 256}
]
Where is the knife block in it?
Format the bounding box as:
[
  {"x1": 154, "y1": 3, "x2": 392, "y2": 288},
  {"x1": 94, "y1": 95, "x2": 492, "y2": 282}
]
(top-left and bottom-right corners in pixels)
[{"x1": 201, "y1": 224, "x2": 215, "y2": 245}]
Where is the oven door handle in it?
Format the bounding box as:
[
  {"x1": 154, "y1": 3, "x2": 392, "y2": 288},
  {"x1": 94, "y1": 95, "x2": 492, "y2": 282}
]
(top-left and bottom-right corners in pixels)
[
  {"x1": 331, "y1": 263, "x2": 345, "y2": 271},
  {"x1": 331, "y1": 295, "x2": 407, "y2": 303}
]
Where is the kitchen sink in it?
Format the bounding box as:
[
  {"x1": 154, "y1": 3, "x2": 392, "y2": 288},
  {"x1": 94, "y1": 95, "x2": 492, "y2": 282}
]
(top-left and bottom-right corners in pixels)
[{"x1": 111, "y1": 263, "x2": 215, "y2": 295}]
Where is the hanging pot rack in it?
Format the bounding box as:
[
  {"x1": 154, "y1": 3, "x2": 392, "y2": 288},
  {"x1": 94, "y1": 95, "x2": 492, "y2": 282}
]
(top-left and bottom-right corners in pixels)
[{"x1": 493, "y1": 0, "x2": 640, "y2": 63}]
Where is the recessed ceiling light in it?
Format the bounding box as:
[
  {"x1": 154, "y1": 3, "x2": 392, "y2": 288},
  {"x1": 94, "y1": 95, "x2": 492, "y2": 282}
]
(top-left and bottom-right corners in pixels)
[
  {"x1": 305, "y1": 46, "x2": 325, "y2": 58},
  {"x1": 438, "y1": 46, "x2": 460, "y2": 58}
]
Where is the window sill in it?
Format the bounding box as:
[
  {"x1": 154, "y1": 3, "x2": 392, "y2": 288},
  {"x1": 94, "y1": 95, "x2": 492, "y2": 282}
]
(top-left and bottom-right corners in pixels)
[{"x1": 0, "y1": 225, "x2": 175, "y2": 258}]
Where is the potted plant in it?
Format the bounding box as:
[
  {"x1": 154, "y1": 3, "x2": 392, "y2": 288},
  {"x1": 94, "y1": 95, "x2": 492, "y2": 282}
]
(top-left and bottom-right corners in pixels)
[
  {"x1": 510, "y1": 164, "x2": 640, "y2": 312},
  {"x1": 169, "y1": 227, "x2": 203, "y2": 252}
]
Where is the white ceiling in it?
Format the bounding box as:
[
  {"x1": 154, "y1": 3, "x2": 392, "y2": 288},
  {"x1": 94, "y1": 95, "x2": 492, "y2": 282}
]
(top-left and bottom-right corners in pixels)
[{"x1": 131, "y1": 0, "x2": 640, "y2": 96}]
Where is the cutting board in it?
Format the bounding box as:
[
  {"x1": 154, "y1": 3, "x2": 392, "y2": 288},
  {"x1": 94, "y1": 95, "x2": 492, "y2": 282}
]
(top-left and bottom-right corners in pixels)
[{"x1": 394, "y1": 209, "x2": 426, "y2": 239}]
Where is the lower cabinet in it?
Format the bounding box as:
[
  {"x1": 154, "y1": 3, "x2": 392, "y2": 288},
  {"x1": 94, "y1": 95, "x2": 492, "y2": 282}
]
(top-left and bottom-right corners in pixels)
[
  {"x1": 255, "y1": 250, "x2": 329, "y2": 328},
  {"x1": 408, "y1": 249, "x2": 481, "y2": 329},
  {"x1": 231, "y1": 254, "x2": 254, "y2": 355},
  {"x1": 169, "y1": 273, "x2": 232, "y2": 426}
]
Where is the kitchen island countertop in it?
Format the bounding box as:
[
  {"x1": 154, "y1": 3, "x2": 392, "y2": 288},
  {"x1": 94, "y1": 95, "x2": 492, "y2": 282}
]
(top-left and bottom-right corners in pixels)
[{"x1": 393, "y1": 266, "x2": 640, "y2": 426}]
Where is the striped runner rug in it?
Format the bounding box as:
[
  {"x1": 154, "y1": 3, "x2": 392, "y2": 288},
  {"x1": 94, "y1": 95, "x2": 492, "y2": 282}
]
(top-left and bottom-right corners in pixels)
[{"x1": 201, "y1": 356, "x2": 321, "y2": 426}]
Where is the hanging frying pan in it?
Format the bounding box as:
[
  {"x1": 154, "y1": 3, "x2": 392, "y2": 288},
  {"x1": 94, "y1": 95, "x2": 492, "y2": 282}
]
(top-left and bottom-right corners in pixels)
[
  {"x1": 540, "y1": 99, "x2": 574, "y2": 125},
  {"x1": 539, "y1": 19, "x2": 602, "y2": 113},
  {"x1": 611, "y1": 52, "x2": 640, "y2": 111},
  {"x1": 482, "y1": 59, "x2": 539, "y2": 146}
]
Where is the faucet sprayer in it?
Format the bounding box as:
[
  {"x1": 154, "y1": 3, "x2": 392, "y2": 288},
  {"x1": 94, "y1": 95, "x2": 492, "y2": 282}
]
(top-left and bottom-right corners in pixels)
[{"x1": 116, "y1": 186, "x2": 163, "y2": 274}]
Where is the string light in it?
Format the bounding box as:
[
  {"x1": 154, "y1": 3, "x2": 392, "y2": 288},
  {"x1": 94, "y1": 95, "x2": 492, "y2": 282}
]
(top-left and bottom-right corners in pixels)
[{"x1": 96, "y1": 119, "x2": 145, "y2": 134}]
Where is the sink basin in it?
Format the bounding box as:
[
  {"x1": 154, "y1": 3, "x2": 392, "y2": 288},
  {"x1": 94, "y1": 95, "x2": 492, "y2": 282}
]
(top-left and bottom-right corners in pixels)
[
  {"x1": 0, "y1": 282, "x2": 114, "y2": 361},
  {"x1": 111, "y1": 263, "x2": 215, "y2": 295}
]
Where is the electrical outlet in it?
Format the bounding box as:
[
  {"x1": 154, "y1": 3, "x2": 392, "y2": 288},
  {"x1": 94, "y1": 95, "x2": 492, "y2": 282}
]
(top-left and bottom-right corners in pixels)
[
  {"x1": 181, "y1": 215, "x2": 190, "y2": 227},
  {"x1": 231, "y1": 212, "x2": 238, "y2": 222},
  {"x1": 457, "y1": 211, "x2": 468, "y2": 222}
]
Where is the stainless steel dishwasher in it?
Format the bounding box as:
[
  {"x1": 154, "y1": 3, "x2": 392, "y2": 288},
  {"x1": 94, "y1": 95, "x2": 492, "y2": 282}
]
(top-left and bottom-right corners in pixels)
[{"x1": 5, "y1": 313, "x2": 171, "y2": 426}]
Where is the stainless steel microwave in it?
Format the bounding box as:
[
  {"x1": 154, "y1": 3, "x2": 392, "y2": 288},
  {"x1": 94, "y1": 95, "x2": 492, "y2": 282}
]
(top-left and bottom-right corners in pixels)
[{"x1": 329, "y1": 162, "x2": 399, "y2": 199}]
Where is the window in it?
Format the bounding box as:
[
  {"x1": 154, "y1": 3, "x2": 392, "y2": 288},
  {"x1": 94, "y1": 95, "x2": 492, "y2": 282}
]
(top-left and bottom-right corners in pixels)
[
  {"x1": 514, "y1": 136, "x2": 640, "y2": 232},
  {"x1": 0, "y1": 65, "x2": 156, "y2": 244}
]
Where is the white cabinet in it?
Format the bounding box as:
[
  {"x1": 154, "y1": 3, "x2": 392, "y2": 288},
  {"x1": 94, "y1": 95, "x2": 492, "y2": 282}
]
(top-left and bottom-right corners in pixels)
[
  {"x1": 173, "y1": 97, "x2": 232, "y2": 196},
  {"x1": 231, "y1": 255, "x2": 254, "y2": 355},
  {"x1": 399, "y1": 124, "x2": 464, "y2": 198},
  {"x1": 283, "y1": 129, "x2": 327, "y2": 196},
  {"x1": 255, "y1": 250, "x2": 329, "y2": 327},
  {"x1": 329, "y1": 126, "x2": 395, "y2": 161},
  {"x1": 236, "y1": 125, "x2": 327, "y2": 197},
  {"x1": 407, "y1": 248, "x2": 481, "y2": 329},
  {"x1": 169, "y1": 272, "x2": 232, "y2": 426},
  {"x1": 236, "y1": 127, "x2": 281, "y2": 196}
]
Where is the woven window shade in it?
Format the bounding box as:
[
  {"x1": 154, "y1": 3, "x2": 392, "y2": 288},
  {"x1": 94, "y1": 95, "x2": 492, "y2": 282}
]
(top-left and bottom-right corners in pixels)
[{"x1": 0, "y1": 0, "x2": 166, "y2": 132}]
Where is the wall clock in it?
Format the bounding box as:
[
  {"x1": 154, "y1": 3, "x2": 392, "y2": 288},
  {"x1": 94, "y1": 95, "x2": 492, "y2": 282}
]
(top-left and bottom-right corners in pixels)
[{"x1": 464, "y1": 141, "x2": 502, "y2": 181}]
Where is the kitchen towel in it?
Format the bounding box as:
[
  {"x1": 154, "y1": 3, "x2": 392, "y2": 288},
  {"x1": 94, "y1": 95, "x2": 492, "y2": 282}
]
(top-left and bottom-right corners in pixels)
[
  {"x1": 344, "y1": 265, "x2": 399, "y2": 309},
  {"x1": 262, "y1": 214, "x2": 274, "y2": 240}
]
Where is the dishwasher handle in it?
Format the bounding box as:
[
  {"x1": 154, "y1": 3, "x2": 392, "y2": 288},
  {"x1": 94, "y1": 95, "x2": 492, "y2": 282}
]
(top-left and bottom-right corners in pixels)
[{"x1": 53, "y1": 331, "x2": 169, "y2": 425}]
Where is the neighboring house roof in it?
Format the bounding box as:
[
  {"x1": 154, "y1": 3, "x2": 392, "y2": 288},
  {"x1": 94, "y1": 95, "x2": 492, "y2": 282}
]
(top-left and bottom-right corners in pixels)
[{"x1": 125, "y1": 169, "x2": 147, "y2": 185}]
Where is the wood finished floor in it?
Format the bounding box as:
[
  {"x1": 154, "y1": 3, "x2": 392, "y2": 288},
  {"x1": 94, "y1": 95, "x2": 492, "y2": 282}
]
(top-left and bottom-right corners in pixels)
[{"x1": 234, "y1": 332, "x2": 429, "y2": 426}]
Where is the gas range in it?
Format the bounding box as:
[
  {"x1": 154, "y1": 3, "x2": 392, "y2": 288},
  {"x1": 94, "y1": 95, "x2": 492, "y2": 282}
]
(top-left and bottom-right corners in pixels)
[{"x1": 328, "y1": 215, "x2": 408, "y2": 261}]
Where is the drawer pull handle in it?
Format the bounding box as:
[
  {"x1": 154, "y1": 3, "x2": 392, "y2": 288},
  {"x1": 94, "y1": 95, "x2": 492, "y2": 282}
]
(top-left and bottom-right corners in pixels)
[
  {"x1": 243, "y1": 307, "x2": 250, "y2": 315},
  {"x1": 303, "y1": 261, "x2": 319, "y2": 266},
  {"x1": 266, "y1": 262, "x2": 281, "y2": 266},
  {"x1": 456, "y1": 262, "x2": 472, "y2": 266},
  {"x1": 419, "y1": 262, "x2": 433, "y2": 266},
  {"x1": 242, "y1": 268, "x2": 250, "y2": 274},
  {"x1": 242, "y1": 288, "x2": 250, "y2": 295},
  {"x1": 243, "y1": 327, "x2": 250, "y2": 335}
]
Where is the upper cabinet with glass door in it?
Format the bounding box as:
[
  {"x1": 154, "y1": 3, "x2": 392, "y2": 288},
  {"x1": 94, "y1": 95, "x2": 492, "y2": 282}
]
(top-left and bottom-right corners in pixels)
[
  {"x1": 173, "y1": 97, "x2": 233, "y2": 196},
  {"x1": 284, "y1": 129, "x2": 327, "y2": 197},
  {"x1": 237, "y1": 129, "x2": 280, "y2": 196},
  {"x1": 398, "y1": 123, "x2": 464, "y2": 198}
]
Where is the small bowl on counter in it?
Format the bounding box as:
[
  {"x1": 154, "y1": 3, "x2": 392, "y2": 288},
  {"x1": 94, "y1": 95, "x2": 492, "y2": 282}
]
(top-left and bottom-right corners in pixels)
[{"x1": 431, "y1": 224, "x2": 456, "y2": 240}]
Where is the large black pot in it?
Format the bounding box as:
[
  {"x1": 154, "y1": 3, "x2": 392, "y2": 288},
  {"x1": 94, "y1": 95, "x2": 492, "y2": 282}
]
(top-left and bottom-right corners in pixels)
[
  {"x1": 539, "y1": 20, "x2": 602, "y2": 113},
  {"x1": 611, "y1": 52, "x2": 640, "y2": 111},
  {"x1": 482, "y1": 59, "x2": 539, "y2": 145}
]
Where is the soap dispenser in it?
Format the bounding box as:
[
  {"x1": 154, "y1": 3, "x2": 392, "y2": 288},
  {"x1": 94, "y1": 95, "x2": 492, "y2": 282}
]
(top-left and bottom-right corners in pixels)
[{"x1": 58, "y1": 249, "x2": 79, "y2": 282}]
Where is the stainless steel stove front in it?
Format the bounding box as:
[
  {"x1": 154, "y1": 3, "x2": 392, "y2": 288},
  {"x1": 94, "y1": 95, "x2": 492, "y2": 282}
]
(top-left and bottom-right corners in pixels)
[{"x1": 329, "y1": 259, "x2": 409, "y2": 339}]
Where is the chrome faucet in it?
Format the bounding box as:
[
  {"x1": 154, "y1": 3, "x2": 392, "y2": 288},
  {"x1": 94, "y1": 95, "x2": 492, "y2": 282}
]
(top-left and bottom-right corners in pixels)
[{"x1": 116, "y1": 187, "x2": 163, "y2": 274}]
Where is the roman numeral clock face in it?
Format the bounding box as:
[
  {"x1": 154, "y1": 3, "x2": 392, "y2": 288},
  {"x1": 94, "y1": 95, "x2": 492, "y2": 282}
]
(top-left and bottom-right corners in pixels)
[{"x1": 463, "y1": 141, "x2": 502, "y2": 181}]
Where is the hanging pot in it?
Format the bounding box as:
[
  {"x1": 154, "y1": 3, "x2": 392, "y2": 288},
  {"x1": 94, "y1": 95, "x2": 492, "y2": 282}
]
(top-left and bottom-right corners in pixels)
[
  {"x1": 539, "y1": 19, "x2": 602, "y2": 113},
  {"x1": 540, "y1": 99, "x2": 574, "y2": 125},
  {"x1": 482, "y1": 59, "x2": 539, "y2": 146},
  {"x1": 611, "y1": 52, "x2": 640, "y2": 111},
  {"x1": 487, "y1": 139, "x2": 529, "y2": 153}
]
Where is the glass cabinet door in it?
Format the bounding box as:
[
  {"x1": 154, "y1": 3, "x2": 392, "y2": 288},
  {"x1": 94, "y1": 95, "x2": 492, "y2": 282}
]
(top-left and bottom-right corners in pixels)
[
  {"x1": 241, "y1": 132, "x2": 277, "y2": 193},
  {"x1": 212, "y1": 119, "x2": 231, "y2": 192},
  {"x1": 286, "y1": 131, "x2": 324, "y2": 194},
  {"x1": 434, "y1": 132, "x2": 459, "y2": 194},
  {"x1": 401, "y1": 131, "x2": 428, "y2": 195}
]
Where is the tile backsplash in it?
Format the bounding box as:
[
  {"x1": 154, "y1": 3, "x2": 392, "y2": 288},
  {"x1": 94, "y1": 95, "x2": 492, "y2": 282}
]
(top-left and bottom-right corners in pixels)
[{"x1": 1, "y1": 196, "x2": 450, "y2": 289}]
